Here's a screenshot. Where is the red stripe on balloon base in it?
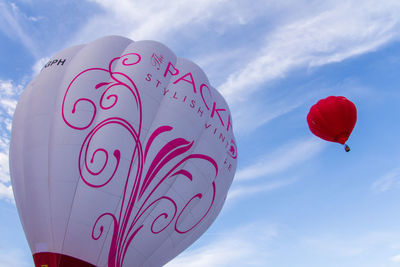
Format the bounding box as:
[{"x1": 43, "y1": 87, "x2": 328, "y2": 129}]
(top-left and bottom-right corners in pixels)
[{"x1": 33, "y1": 252, "x2": 96, "y2": 267}]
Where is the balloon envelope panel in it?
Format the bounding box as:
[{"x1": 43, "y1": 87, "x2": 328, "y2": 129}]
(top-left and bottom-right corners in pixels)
[{"x1": 9, "y1": 36, "x2": 237, "y2": 267}]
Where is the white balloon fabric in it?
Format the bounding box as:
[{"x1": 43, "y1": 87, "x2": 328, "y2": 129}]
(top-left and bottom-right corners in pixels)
[{"x1": 9, "y1": 36, "x2": 237, "y2": 267}]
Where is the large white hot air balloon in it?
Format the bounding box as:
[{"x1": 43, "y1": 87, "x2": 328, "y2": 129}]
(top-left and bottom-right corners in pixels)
[{"x1": 9, "y1": 36, "x2": 237, "y2": 267}]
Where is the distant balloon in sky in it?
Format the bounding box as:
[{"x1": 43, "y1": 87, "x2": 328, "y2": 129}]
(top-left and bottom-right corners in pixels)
[
  {"x1": 9, "y1": 36, "x2": 238, "y2": 267},
  {"x1": 307, "y1": 96, "x2": 357, "y2": 152}
]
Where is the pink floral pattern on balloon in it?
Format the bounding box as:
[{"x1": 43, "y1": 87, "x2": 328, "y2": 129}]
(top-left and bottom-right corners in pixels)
[{"x1": 62, "y1": 53, "x2": 218, "y2": 267}]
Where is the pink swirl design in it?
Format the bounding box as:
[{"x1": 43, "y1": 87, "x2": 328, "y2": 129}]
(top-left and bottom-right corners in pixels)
[{"x1": 62, "y1": 53, "x2": 218, "y2": 267}]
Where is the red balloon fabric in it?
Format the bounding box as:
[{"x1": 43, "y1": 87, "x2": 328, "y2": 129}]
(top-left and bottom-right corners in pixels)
[{"x1": 307, "y1": 96, "x2": 357, "y2": 145}]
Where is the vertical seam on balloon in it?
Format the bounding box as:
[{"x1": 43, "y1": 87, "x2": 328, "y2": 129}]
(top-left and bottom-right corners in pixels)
[
  {"x1": 58, "y1": 38, "x2": 134, "y2": 263},
  {"x1": 106, "y1": 43, "x2": 176, "y2": 266},
  {"x1": 140, "y1": 84, "x2": 219, "y2": 266},
  {"x1": 141, "y1": 129, "x2": 210, "y2": 266},
  {"x1": 89, "y1": 43, "x2": 140, "y2": 266},
  {"x1": 92, "y1": 40, "x2": 141, "y2": 266},
  {"x1": 49, "y1": 44, "x2": 86, "y2": 255},
  {"x1": 17, "y1": 82, "x2": 34, "y2": 250},
  {"x1": 91, "y1": 40, "x2": 177, "y2": 266},
  {"x1": 163, "y1": 89, "x2": 227, "y2": 261},
  {"x1": 98, "y1": 45, "x2": 179, "y2": 266}
]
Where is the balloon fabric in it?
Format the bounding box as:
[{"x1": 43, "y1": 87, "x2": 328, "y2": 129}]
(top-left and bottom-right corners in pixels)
[{"x1": 9, "y1": 36, "x2": 238, "y2": 267}]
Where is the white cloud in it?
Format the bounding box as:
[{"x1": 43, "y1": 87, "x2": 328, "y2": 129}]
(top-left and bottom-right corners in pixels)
[
  {"x1": 0, "y1": 152, "x2": 10, "y2": 184},
  {"x1": 0, "y1": 79, "x2": 21, "y2": 202},
  {"x1": 297, "y1": 231, "x2": 400, "y2": 266},
  {"x1": 232, "y1": 99, "x2": 303, "y2": 135},
  {"x1": 64, "y1": 0, "x2": 400, "y2": 136},
  {"x1": 73, "y1": 0, "x2": 301, "y2": 52},
  {"x1": 235, "y1": 138, "x2": 325, "y2": 181},
  {"x1": 76, "y1": 0, "x2": 238, "y2": 42},
  {"x1": 32, "y1": 57, "x2": 50, "y2": 76},
  {"x1": 0, "y1": 247, "x2": 31, "y2": 267},
  {"x1": 0, "y1": 80, "x2": 21, "y2": 118},
  {"x1": 371, "y1": 168, "x2": 400, "y2": 193},
  {"x1": 223, "y1": 138, "x2": 323, "y2": 203},
  {"x1": 167, "y1": 227, "x2": 400, "y2": 267},
  {"x1": 302, "y1": 234, "x2": 367, "y2": 258},
  {"x1": 0, "y1": 99, "x2": 18, "y2": 117},
  {"x1": 391, "y1": 254, "x2": 400, "y2": 262},
  {"x1": 0, "y1": 182, "x2": 13, "y2": 202},
  {"x1": 0, "y1": 2, "x2": 39, "y2": 57},
  {"x1": 227, "y1": 178, "x2": 297, "y2": 203},
  {"x1": 0, "y1": 80, "x2": 17, "y2": 96},
  {"x1": 28, "y1": 15, "x2": 43, "y2": 22},
  {"x1": 219, "y1": 0, "x2": 400, "y2": 104},
  {"x1": 166, "y1": 222, "x2": 277, "y2": 267}
]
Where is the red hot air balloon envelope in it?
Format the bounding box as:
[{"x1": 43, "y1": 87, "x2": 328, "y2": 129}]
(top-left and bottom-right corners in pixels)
[
  {"x1": 9, "y1": 36, "x2": 238, "y2": 267},
  {"x1": 307, "y1": 96, "x2": 357, "y2": 152}
]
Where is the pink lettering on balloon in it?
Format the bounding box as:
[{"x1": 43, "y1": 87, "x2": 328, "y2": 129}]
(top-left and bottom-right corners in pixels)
[
  {"x1": 200, "y1": 83, "x2": 212, "y2": 110},
  {"x1": 211, "y1": 101, "x2": 226, "y2": 127},
  {"x1": 173, "y1": 72, "x2": 196, "y2": 93},
  {"x1": 163, "y1": 62, "x2": 179, "y2": 77},
  {"x1": 226, "y1": 114, "x2": 232, "y2": 132},
  {"x1": 151, "y1": 53, "x2": 164, "y2": 70}
]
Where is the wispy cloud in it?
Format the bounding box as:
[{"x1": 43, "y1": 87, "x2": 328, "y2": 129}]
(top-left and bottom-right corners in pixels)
[
  {"x1": 391, "y1": 254, "x2": 400, "y2": 262},
  {"x1": 233, "y1": 98, "x2": 303, "y2": 135},
  {"x1": 302, "y1": 234, "x2": 367, "y2": 258},
  {"x1": 166, "y1": 222, "x2": 277, "y2": 267},
  {"x1": 297, "y1": 231, "x2": 400, "y2": 266},
  {"x1": 0, "y1": 183, "x2": 13, "y2": 202},
  {"x1": 59, "y1": 0, "x2": 400, "y2": 136},
  {"x1": 74, "y1": 0, "x2": 240, "y2": 43},
  {"x1": 224, "y1": 138, "x2": 324, "y2": 203},
  {"x1": 168, "y1": 227, "x2": 400, "y2": 267},
  {"x1": 0, "y1": 80, "x2": 21, "y2": 202},
  {"x1": 0, "y1": 2, "x2": 39, "y2": 58},
  {"x1": 235, "y1": 138, "x2": 325, "y2": 181},
  {"x1": 227, "y1": 178, "x2": 297, "y2": 203},
  {"x1": 219, "y1": 0, "x2": 400, "y2": 104},
  {"x1": 32, "y1": 57, "x2": 49, "y2": 76},
  {"x1": 371, "y1": 168, "x2": 400, "y2": 193},
  {"x1": 0, "y1": 247, "x2": 31, "y2": 267},
  {"x1": 0, "y1": 151, "x2": 10, "y2": 184}
]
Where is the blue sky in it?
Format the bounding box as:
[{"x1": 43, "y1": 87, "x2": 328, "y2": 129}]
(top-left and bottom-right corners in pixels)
[{"x1": 2, "y1": 0, "x2": 400, "y2": 266}]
